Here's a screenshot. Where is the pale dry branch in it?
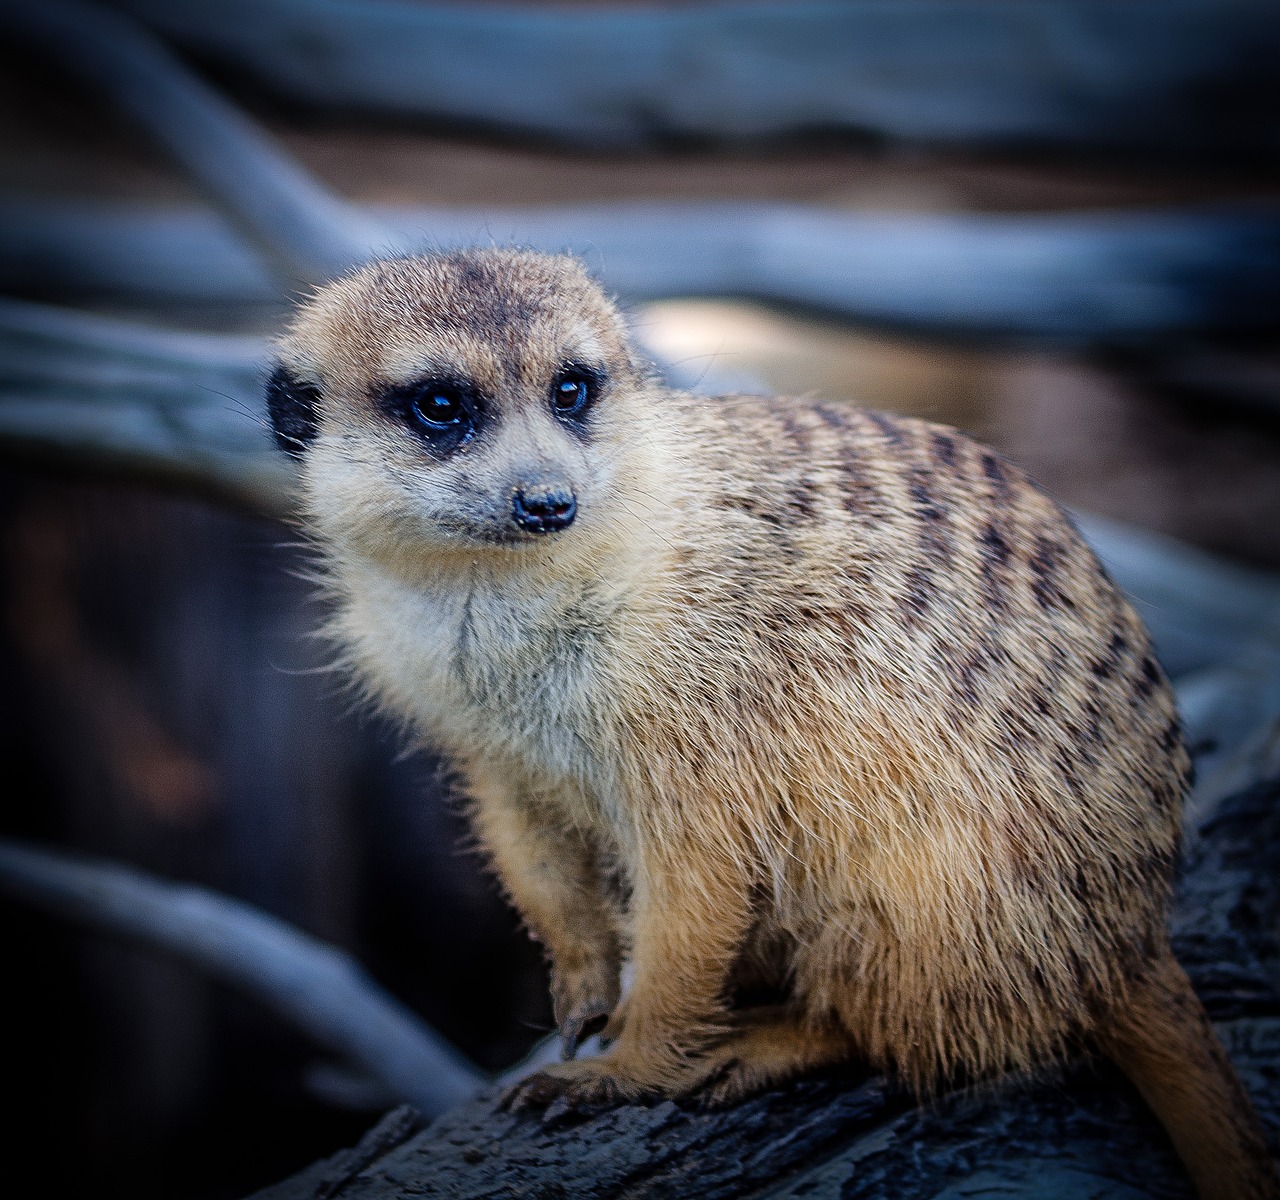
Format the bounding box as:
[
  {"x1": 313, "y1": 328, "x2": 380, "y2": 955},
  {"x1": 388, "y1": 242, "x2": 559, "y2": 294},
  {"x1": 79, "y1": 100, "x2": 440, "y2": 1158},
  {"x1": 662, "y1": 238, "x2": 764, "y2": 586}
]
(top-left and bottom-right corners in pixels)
[{"x1": 0, "y1": 838, "x2": 486, "y2": 1116}]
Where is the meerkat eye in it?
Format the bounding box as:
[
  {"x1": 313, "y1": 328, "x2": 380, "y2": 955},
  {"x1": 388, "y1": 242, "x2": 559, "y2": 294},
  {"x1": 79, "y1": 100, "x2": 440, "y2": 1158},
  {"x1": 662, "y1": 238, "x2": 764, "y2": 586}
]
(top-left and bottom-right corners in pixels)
[
  {"x1": 377, "y1": 376, "x2": 481, "y2": 451},
  {"x1": 550, "y1": 365, "x2": 603, "y2": 419},
  {"x1": 411, "y1": 384, "x2": 466, "y2": 427}
]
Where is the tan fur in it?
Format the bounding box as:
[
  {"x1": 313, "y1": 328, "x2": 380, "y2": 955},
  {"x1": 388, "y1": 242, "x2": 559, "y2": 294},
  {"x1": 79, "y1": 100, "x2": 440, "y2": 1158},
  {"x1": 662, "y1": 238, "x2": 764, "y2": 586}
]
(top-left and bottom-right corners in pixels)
[{"x1": 275, "y1": 249, "x2": 1277, "y2": 1199}]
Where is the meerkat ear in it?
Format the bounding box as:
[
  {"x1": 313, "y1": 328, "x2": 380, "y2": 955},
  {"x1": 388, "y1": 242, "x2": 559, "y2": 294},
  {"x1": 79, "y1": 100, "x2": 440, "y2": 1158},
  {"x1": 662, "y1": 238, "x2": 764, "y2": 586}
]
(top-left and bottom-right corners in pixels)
[{"x1": 265, "y1": 363, "x2": 320, "y2": 457}]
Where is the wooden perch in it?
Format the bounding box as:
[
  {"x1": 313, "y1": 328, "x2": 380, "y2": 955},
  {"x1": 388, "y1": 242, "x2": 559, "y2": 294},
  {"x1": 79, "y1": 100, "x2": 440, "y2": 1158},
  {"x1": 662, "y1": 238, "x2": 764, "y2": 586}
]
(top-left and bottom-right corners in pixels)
[
  {"x1": 0, "y1": 838, "x2": 486, "y2": 1116},
  {"x1": 0, "y1": 0, "x2": 381, "y2": 287},
  {"x1": 108, "y1": 0, "x2": 1280, "y2": 155},
  {"x1": 5, "y1": 200, "x2": 1279, "y2": 347},
  {"x1": 247, "y1": 773, "x2": 1280, "y2": 1200}
]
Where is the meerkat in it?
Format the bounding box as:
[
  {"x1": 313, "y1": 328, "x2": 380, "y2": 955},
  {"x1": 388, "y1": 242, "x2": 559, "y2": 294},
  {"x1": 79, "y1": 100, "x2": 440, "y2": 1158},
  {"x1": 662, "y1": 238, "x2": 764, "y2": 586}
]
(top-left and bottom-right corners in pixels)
[{"x1": 268, "y1": 249, "x2": 1277, "y2": 1200}]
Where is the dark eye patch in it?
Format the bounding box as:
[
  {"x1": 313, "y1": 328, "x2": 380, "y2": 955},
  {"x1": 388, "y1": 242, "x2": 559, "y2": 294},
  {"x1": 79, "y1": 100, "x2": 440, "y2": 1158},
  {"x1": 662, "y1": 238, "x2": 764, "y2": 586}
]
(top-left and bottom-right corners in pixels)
[
  {"x1": 550, "y1": 362, "x2": 605, "y2": 427},
  {"x1": 265, "y1": 363, "x2": 320, "y2": 458},
  {"x1": 376, "y1": 375, "x2": 486, "y2": 457}
]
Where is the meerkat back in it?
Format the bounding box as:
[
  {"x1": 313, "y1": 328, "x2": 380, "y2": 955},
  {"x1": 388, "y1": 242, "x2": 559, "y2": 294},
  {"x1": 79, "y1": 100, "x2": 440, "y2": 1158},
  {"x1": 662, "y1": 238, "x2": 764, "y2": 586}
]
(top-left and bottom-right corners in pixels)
[{"x1": 269, "y1": 249, "x2": 1278, "y2": 1200}]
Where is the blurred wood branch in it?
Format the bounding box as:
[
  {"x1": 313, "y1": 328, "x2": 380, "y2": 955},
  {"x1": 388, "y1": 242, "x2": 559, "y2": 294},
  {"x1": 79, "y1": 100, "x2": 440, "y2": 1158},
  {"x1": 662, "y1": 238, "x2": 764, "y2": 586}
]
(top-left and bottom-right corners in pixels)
[
  {"x1": 106, "y1": 0, "x2": 1280, "y2": 155},
  {"x1": 4, "y1": 3, "x2": 1277, "y2": 362},
  {"x1": 1075, "y1": 513, "x2": 1280, "y2": 821},
  {"x1": 0, "y1": 0, "x2": 381, "y2": 287},
  {"x1": 0, "y1": 298, "x2": 291, "y2": 511},
  {"x1": 0, "y1": 838, "x2": 487, "y2": 1116},
  {"x1": 5, "y1": 200, "x2": 1279, "y2": 347}
]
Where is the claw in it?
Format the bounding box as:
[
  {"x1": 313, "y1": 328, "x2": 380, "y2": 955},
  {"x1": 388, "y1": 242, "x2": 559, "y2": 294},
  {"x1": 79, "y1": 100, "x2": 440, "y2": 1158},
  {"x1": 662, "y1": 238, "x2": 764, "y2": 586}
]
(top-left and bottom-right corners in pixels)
[
  {"x1": 560, "y1": 1006, "x2": 610, "y2": 1060},
  {"x1": 551, "y1": 965, "x2": 620, "y2": 1061}
]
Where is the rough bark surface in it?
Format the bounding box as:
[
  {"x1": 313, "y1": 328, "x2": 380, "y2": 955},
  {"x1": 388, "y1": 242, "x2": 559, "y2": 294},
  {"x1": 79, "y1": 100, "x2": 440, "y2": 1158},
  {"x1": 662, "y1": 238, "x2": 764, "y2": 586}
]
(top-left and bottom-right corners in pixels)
[{"x1": 250, "y1": 778, "x2": 1280, "y2": 1200}]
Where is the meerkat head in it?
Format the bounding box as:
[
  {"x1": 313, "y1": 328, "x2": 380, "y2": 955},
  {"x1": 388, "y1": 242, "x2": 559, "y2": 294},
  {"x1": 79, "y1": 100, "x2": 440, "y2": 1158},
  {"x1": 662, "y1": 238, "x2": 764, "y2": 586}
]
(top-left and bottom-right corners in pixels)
[{"x1": 268, "y1": 249, "x2": 658, "y2": 570}]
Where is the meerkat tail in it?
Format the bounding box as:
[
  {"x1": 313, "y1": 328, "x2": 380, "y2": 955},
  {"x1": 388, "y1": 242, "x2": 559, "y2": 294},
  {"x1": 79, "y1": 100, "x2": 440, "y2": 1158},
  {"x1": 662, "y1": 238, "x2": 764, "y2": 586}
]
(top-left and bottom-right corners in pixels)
[{"x1": 1097, "y1": 947, "x2": 1279, "y2": 1200}]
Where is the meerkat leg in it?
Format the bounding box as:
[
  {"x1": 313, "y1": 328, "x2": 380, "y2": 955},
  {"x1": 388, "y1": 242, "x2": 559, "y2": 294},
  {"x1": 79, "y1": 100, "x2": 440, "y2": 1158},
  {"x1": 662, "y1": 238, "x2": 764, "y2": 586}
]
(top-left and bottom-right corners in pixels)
[
  {"x1": 507, "y1": 829, "x2": 754, "y2": 1108},
  {"x1": 466, "y1": 765, "x2": 622, "y2": 1059},
  {"x1": 674, "y1": 1005, "x2": 857, "y2": 1106},
  {"x1": 1097, "y1": 947, "x2": 1279, "y2": 1200}
]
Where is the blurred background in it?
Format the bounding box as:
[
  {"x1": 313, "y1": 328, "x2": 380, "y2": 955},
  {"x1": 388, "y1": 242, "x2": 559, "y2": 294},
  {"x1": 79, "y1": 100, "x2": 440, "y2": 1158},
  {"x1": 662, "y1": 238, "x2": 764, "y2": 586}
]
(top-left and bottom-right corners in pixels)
[{"x1": 1, "y1": 1, "x2": 1279, "y2": 1197}]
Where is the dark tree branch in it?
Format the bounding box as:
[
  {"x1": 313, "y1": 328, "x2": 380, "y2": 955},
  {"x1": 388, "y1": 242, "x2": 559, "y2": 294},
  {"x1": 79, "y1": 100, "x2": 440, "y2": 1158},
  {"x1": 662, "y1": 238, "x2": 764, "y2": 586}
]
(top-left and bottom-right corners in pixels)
[
  {"x1": 0, "y1": 838, "x2": 486, "y2": 1116},
  {"x1": 0, "y1": 0, "x2": 383, "y2": 288},
  {"x1": 108, "y1": 0, "x2": 1280, "y2": 155}
]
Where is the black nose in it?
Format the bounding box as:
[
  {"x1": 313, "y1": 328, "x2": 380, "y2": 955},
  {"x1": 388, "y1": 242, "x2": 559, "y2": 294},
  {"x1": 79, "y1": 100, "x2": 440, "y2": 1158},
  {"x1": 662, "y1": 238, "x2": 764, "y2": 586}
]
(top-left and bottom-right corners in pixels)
[{"x1": 512, "y1": 485, "x2": 577, "y2": 533}]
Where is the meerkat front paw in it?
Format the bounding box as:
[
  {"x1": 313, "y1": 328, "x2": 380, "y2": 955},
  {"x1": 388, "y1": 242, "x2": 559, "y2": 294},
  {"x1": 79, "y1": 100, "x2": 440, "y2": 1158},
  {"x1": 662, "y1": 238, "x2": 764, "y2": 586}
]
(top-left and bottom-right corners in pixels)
[
  {"x1": 674, "y1": 1010, "x2": 855, "y2": 1107},
  {"x1": 672, "y1": 1041, "x2": 775, "y2": 1108},
  {"x1": 501, "y1": 1053, "x2": 662, "y2": 1113},
  {"x1": 551, "y1": 963, "x2": 620, "y2": 1060}
]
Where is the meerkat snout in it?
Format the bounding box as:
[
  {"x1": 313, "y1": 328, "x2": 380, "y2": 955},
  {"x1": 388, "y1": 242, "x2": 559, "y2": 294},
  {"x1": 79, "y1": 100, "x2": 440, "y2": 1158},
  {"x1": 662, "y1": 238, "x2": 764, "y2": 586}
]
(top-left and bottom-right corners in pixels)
[{"x1": 512, "y1": 482, "x2": 577, "y2": 533}]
